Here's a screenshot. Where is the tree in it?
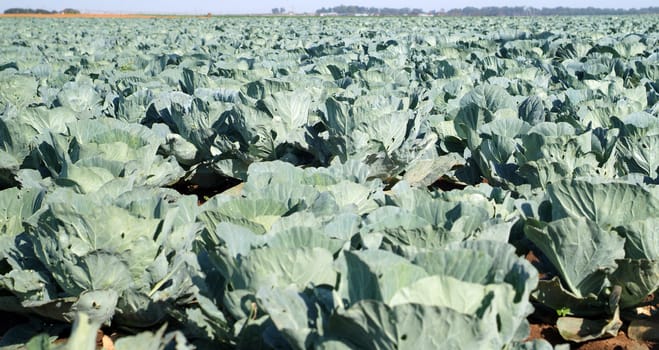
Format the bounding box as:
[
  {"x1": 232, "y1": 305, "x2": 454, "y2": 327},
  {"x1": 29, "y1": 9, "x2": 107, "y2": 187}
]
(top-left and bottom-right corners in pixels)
[{"x1": 272, "y1": 8, "x2": 280, "y2": 14}]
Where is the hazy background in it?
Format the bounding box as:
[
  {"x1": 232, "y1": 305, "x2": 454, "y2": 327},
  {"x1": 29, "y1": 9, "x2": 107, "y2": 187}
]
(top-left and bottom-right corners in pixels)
[{"x1": 2, "y1": 0, "x2": 657, "y2": 14}]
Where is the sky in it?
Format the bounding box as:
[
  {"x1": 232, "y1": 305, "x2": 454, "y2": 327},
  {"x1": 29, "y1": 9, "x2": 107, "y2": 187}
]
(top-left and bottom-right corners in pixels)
[{"x1": 2, "y1": 0, "x2": 657, "y2": 15}]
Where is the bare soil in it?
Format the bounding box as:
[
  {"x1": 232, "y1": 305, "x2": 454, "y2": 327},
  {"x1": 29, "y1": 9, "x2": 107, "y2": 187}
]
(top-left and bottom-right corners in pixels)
[
  {"x1": 0, "y1": 13, "x2": 202, "y2": 19},
  {"x1": 527, "y1": 322, "x2": 656, "y2": 350}
]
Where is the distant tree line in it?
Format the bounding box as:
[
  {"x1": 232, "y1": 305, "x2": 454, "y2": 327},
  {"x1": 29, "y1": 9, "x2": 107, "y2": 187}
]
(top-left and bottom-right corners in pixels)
[
  {"x1": 443, "y1": 6, "x2": 659, "y2": 16},
  {"x1": 4, "y1": 8, "x2": 80, "y2": 14},
  {"x1": 315, "y1": 5, "x2": 659, "y2": 16},
  {"x1": 316, "y1": 6, "x2": 424, "y2": 16}
]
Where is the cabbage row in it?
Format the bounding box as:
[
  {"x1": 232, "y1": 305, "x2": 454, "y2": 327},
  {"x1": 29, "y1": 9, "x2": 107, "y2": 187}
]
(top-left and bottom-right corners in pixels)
[{"x1": 0, "y1": 15, "x2": 658, "y2": 349}]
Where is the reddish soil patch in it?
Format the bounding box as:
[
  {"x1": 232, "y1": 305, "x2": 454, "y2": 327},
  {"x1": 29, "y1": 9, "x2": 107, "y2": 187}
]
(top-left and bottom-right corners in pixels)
[
  {"x1": 528, "y1": 322, "x2": 564, "y2": 346},
  {"x1": 525, "y1": 249, "x2": 552, "y2": 280},
  {"x1": 528, "y1": 312, "x2": 659, "y2": 350},
  {"x1": 0, "y1": 13, "x2": 158, "y2": 19},
  {"x1": 527, "y1": 319, "x2": 657, "y2": 349},
  {"x1": 575, "y1": 330, "x2": 652, "y2": 350},
  {"x1": 0, "y1": 13, "x2": 196, "y2": 19}
]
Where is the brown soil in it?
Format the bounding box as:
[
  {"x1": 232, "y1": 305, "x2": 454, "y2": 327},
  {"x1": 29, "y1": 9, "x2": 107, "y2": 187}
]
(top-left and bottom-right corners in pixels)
[
  {"x1": 0, "y1": 13, "x2": 199, "y2": 19},
  {"x1": 528, "y1": 322, "x2": 657, "y2": 350},
  {"x1": 575, "y1": 331, "x2": 652, "y2": 350},
  {"x1": 528, "y1": 322, "x2": 565, "y2": 346},
  {"x1": 525, "y1": 249, "x2": 552, "y2": 280}
]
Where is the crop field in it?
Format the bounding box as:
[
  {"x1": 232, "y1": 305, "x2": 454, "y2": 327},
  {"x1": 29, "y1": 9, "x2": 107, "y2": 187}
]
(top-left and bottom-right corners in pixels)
[{"x1": 0, "y1": 15, "x2": 658, "y2": 349}]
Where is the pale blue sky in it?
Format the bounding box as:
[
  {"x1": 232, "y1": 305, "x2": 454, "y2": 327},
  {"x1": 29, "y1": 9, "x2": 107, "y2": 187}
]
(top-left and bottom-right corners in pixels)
[{"x1": 2, "y1": 0, "x2": 656, "y2": 15}]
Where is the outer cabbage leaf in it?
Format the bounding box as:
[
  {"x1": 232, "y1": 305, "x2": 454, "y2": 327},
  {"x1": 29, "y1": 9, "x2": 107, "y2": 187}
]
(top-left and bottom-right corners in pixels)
[
  {"x1": 525, "y1": 217, "x2": 625, "y2": 299},
  {"x1": 616, "y1": 217, "x2": 659, "y2": 260},
  {"x1": 337, "y1": 250, "x2": 428, "y2": 305},
  {"x1": 325, "y1": 300, "x2": 501, "y2": 350},
  {"x1": 610, "y1": 259, "x2": 659, "y2": 309},
  {"x1": 412, "y1": 241, "x2": 539, "y2": 343},
  {"x1": 548, "y1": 179, "x2": 659, "y2": 228},
  {"x1": 612, "y1": 113, "x2": 659, "y2": 178},
  {"x1": 232, "y1": 247, "x2": 336, "y2": 292}
]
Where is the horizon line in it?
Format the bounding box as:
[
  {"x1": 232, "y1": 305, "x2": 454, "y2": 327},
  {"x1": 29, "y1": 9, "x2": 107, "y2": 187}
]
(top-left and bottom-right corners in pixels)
[{"x1": 2, "y1": 5, "x2": 658, "y2": 16}]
